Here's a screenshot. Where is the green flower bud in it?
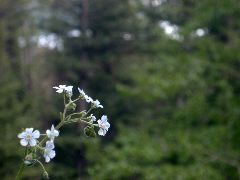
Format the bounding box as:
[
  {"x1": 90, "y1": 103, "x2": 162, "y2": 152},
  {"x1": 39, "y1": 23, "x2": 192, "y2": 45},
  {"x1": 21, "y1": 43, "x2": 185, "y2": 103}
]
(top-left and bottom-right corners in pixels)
[
  {"x1": 43, "y1": 171, "x2": 49, "y2": 179},
  {"x1": 67, "y1": 102, "x2": 77, "y2": 111},
  {"x1": 84, "y1": 126, "x2": 96, "y2": 138},
  {"x1": 24, "y1": 154, "x2": 34, "y2": 166}
]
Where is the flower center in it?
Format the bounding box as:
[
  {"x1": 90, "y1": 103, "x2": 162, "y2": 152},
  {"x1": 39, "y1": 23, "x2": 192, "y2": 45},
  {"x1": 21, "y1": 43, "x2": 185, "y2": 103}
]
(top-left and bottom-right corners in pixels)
[
  {"x1": 100, "y1": 123, "x2": 106, "y2": 129},
  {"x1": 26, "y1": 134, "x2": 32, "y2": 140},
  {"x1": 45, "y1": 149, "x2": 50, "y2": 154}
]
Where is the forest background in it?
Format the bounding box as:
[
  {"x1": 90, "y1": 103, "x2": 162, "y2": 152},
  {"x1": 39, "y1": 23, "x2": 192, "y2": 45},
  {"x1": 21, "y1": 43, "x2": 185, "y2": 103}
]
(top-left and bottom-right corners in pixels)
[{"x1": 0, "y1": 0, "x2": 240, "y2": 179}]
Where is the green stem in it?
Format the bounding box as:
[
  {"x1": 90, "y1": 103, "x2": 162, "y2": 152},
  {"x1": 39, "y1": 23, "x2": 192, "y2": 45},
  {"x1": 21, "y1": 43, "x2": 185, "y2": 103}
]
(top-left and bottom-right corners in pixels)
[
  {"x1": 38, "y1": 101, "x2": 72, "y2": 147},
  {"x1": 15, "y1": 147, "x2": 28, "y2": 180},
  {"x1": 65, "y1": 112, "x2": 85, "y2": 120},
  {"x1": 36, "y1": 159, "x2": 48, "y2": 174},
  {"x1": 15, "y1": 161, "x2": 25, "y2": 180},
  {"x1": 66, "y1": 118, "x2": 98, "y2": 126}
]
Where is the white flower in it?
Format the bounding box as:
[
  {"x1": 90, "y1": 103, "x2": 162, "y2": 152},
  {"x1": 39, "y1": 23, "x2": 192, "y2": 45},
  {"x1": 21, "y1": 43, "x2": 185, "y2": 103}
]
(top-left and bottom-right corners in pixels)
[
  {"x1": 92, "y1": 99, "x2": 103, "y2": 108},
  {"x1": 65, "y1": 86, "x2": 73, "y2": 96},
  {"x1": 78, "y1": 88, "x2": 86, "y2": 97},
  {"x1": 46, "y1": 125, "x2": 59, "y2": 141},
  {"x1": 53, "y1": 85, "x2": 67, "y2": 93},
  {"x1": 89, "y1": 114, "x2": 96, "y2": 122},
  {"x1": 53, "y1": 85, "x2": 73, "y2": 96},
  {"x1": 86, "y1": 96, "x2": 93, "y2": 103},
  {"x1": 44, "y1": 141, "x2": 56, "y2": 163},
  {"x1": 18, "y1": 128, "x2": 40, "y2": 147},
  {"x1": 78, "y1": 88, "x2": 93, "y2": 102},
  {"x1": 97, "y1": 115, "x2": 110, "y2": 136}
]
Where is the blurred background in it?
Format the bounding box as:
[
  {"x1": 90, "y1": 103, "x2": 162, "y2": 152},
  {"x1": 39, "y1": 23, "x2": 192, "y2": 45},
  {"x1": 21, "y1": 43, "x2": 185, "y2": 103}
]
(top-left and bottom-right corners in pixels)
[{"x1": 0, "y1": 0, "x2": 240, "y2": 179}]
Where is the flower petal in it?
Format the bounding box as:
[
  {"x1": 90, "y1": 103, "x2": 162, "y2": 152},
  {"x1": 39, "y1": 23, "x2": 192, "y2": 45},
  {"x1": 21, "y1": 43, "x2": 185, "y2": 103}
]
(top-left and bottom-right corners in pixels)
[
  {"x1": 56, "y1": 89, "x2": 63, "y2": 93},
  {"x1": 97, "y1": 120, "x2": 101, "y2": 125},
  {"x1": 49, "y1": 150, "x2": 56, "y2": 158},
  {"x1": 53, "y1": 130, "x2": 59, "y2": 137},
  {"x1": 51, "y1": 125, "x2": 55, "y2": 131},
  {"x1": 46, "y1": 129, "x2": 51, "y2": 137},
  {"x1": 18, "y1": 132, "x2": 26, "y2": 139},
  {"x1": 33, "y1": 130, "x2": 40, "y2": 138},
  {"x1": 29, "y1": 139, "x2": 37, "y2": 147},
  {"x1": 98, "y1": 129, "x2": 106, "y2": 136},
  {"x1": 20, "y1": 139, "x2": 28, "y2": 146},
  {"x1": 46, "y1": 141, "x2": 54, "y2": 149},
  {"x1": 45, "y1": 156, "x2": 50, "y2": 163},
  {"x1": 59, "y1": 85, "x2": 66, "y2": 88},
  {"x1": 101, "y1": 115, "x2": 108, "y2": 122},
  {"x1": 106, "y1": 122, "x2": 110, "y2": 129},
  {"x1": 25, "y1": 128, "x2": 33, "y2": 133}
]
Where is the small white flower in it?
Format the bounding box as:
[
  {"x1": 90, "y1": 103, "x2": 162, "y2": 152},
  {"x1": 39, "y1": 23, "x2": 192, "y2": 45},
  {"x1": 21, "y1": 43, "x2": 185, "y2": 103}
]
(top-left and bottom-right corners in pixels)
[
  {"x1": 78, "y1": 88, "x2": 86, "y2": 97},
  {"x1": 18, "y1": 128, "x2": 40, "y2": 147},
  {"x1": 89, "y1": 114, "x2": 96, "y2": 122},
  {"x1": 86, "y1": 96, "x2": 93, "y2": 103},
  {"x1": 78, "y1": 88, "x2": 93, "y2": 102},
  {"x1": 65, "y1": 86, "x2": 73, "y2": 96},
  {"x1": 44, "y1": 141, "x2": 56, "y2": 163},
  {"x1": 46, "y1": 125, "x2": 59, "y2": 141},
  {"x1": 53, "y1": 85, "x2": 73, "y2": 96},
  {"x1": 53, "y1": 85, "x2": 67, "y2": 93},
  {"x1": 97, "y1": 115, "x2": 110, "y2": 136},
  {"x1": 92, "y1": 99, "x2": 103, "y2": 108}
]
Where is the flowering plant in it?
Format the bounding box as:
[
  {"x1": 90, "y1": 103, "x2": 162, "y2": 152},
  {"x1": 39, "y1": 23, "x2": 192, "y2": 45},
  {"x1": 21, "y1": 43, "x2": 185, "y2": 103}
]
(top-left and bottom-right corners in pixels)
[{"x1": 16, "y1": 85, "x2": 110, "y2": 179}]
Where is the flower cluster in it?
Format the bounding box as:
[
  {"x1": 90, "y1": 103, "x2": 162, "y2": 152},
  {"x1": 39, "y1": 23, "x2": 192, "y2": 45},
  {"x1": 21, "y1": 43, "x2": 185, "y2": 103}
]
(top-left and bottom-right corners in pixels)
[
  {"x1": 17, "y1": 85, "x2": 110, "y2": 179},
  {"x1": 53, "y1": 85, "x2": 73, "y2": 97},
  {"x1": 78, "y1": 88, "x2": 103, "y2": 108}
]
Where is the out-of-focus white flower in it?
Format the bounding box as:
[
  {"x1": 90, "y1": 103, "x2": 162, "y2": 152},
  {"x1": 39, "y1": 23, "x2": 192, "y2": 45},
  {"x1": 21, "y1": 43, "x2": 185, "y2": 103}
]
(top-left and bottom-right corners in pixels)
[
  {"x1": 53, "y1": 85, "x2": 66, "y2": 93},
  {"x1": 78, "y1": 88, "x2": 86, "y2": 97},
  {"x1": 92, "y1": 99, "x2": 103, "y2": 108},
  {"x1": 97, "y1": 115, "x2": 110, "y2": 136},
  {"x1": 78, "y1": 88, "x2": 92, "y2": 102},
  {"x1": 86, "y1": 96, "x2": 93, "y2": 103},
  {"x1": 65, "y1": 86, "x2": 73, "y2": 96},
  {"x1": 53, "y1": 85, "x2": 73, "y2": 96},
  {"x1": 18, "y1": 128, "x2": 40, "y2": 147},
  {"x1": 46, "y1": 125, "x2": 59, "y2": 141},
  {"x1": 89, "y1": 114, "x2": 96, "y2": 122},
  {"x1": 44, "y1": 141, "x2": 56, "y2": 163}
]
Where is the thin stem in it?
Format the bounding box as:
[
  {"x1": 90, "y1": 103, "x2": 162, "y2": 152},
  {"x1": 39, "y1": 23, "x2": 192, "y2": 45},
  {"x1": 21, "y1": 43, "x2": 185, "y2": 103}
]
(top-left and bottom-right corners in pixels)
[
  {"x1": 15, "y1": 147, "x2": 28, "y2": 180},
  {"x1": 86, "y1": 107, "x2": 93, "y2": 115},
  {"x1": 67, "y1": 118, "x2": 98, "y2": 127},
  {"x1": 65, "y1": 112, "x2": 86, "y2": 120},
  {"x1": 63, "y1": 94, "x2": 66, "y2": 105},
  {"x1": 38, "y1": 100, "x2": 71, "y2": 147},
  {"x1": 15, "y1": 161, "x2": 25, "y2": 180},
  {"x1": 36, "y1": 159, "x2": 47, "y2": 174},
  {"x1": 80, "y1": 119, "x2": 98, "y2": 127},
  {"x1": 72, "y1": 96, "x2": 80, "y2": 103}
]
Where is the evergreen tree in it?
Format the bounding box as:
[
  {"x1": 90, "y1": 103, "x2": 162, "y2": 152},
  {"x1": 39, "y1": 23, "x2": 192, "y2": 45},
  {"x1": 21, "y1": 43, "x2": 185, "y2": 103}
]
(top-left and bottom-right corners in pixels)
[
  {"x1": 0, "y1": 1, "x2": 31, "y2": 178},
  {"x1": 2, "y1": 0, "x2": 238, "y2": 179}
]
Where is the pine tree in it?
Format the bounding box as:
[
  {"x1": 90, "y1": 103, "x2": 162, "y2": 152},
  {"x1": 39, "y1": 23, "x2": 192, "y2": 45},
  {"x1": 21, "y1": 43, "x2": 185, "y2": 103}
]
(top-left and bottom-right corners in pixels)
[{"x1": 0, "y1": 1, "x2": 31, "y2": 179}]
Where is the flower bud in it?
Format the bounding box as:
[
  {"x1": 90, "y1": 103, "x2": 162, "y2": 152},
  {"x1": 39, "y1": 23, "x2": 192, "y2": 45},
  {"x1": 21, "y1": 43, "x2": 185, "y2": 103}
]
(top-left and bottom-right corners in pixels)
[
  {"x1": 84, "y1": 126, "x2": 96, "y2": 138},
  {"x1": 67, "y1": 102, "x2": 77, "y2": 111},
  {"x1": 43, "y1": 171, "x2": 49, "y2": 179},
  {"x1": 24, "y1": 154, "x2": 34, "y2": 166}
]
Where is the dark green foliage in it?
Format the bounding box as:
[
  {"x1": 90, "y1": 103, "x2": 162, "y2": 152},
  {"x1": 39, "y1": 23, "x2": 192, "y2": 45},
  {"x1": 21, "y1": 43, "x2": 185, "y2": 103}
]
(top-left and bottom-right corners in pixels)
[
  {"x1": 0, "y1": 1, "x2": 33, "y2": 179},
  {"x1": 0, "y1": 0, "x2": 240, "y2": 179}
]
